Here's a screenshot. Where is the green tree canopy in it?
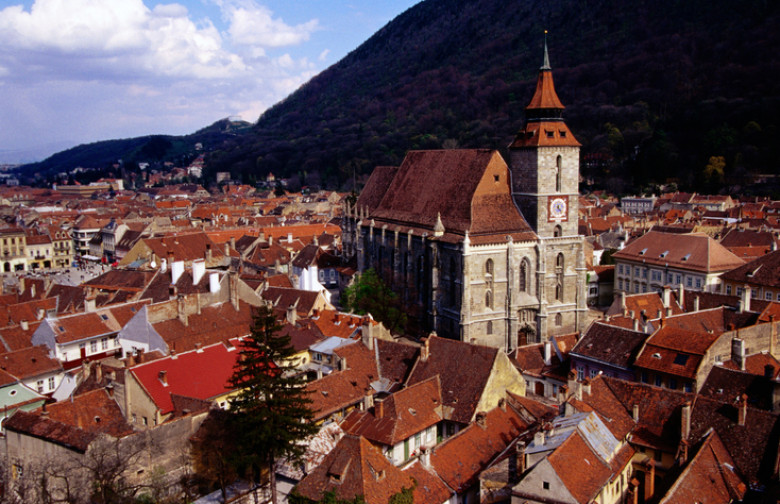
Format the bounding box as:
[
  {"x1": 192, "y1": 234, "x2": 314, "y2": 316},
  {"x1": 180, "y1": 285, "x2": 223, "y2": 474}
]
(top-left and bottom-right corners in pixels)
[
  {"x1": 228, "y1": 304, "x2": 317, "y2": 504},
  {"x1": 341, "y1": 269, "x2": 408, "y2": 334}
]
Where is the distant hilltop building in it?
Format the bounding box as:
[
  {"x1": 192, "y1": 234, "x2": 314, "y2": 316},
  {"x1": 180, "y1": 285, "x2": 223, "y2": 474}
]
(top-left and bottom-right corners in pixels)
[{"x1": 343, "y1": 41, "x2": 587, "y2": 350}]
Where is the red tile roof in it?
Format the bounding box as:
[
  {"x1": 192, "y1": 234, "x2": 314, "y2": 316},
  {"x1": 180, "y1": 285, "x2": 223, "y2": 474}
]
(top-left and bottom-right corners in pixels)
[
  {"x1": 613, "y1": 231, "x2": 744, "y2": 273},
  {"x1": 660, "y1": 429, "x2": 746, "y2": 503},
  {"x1": 129, "y1": 340, "x2": 241, "y2": 414},
  {"x1": 429, "y1": 404, "x2": 530, "y2": 492},
  {"x1": 294, "y1": 434, "x2": 415, "y2": 503},
  {"x1": 341, "y1": 376, "x2": 442, "y2": 446},
  {"x1": 406, "y1": 335, "x2": 499, "y2": 424}
]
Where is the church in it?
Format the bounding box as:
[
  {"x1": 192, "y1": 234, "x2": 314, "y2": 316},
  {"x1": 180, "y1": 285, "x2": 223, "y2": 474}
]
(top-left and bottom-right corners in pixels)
[{"x1": 341, "y1": 42, "x2": 587, "y2": 351}]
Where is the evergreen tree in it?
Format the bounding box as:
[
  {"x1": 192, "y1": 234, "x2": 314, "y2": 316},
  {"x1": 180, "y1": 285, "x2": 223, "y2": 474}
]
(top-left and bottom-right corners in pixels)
[{"x1": 228, "y1": 304, "x2": 317, "y2": 504}]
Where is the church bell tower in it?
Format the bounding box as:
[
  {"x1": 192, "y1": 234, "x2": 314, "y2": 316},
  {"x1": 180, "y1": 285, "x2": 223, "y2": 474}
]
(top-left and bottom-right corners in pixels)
[{"x1": 509, "y1": 37, "x2": 580, "y2": 238}]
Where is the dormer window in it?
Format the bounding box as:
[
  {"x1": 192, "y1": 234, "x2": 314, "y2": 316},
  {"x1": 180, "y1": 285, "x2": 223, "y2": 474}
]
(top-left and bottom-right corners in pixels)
[
  {"x1": 546, "y1": 130, "x2": 554, "y2": 138},
  {"x1": 652, "y1": 352, "x2": 661, "y2": 359},
  {"x1": 659, "y1": 251, "x2": 669, "y2": 258},
  {"x1": 559, "y1": 130, "x2": 567, "y2": 138},
  {"x1": 639, "y1": 248, "x2": 648, "y2": 255},
  {"x1": 682, "y1": 253, "x2": 691, "y2": 261}
]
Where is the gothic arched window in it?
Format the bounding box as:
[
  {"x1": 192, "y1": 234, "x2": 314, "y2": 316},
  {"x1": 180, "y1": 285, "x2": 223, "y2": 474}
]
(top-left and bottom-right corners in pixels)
[
  {"x1": 485, "y1": 290, "x2": 493, "y2": 309},
  {"x1": 556, "y1": 253, "x2": 564, "y2": 301},
  {"x1": 554, "y1": 225, "x2": 562, "y2": 237},
  {"x1": 519, "y1": 258, "x2": 530, "y2": 293},
  {"x1": 555, "y1": 313, "x2": 563, "y2": 326}
]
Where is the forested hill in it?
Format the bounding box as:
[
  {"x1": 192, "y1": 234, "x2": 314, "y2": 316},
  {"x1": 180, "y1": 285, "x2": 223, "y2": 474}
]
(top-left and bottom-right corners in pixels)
[{"x1": 206, "y1": 0, "x2": 780, "y2": 194}]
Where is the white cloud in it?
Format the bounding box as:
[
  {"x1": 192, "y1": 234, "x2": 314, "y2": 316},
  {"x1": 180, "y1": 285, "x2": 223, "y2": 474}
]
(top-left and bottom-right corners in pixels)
[
  {"x1": 0, "y1": 0, "x2": 326, "y2": 158},
  {"x1": 318, "y1": 49, "x2": 330, "y2": 62},
  {"x1": 222, "y1": 1, "x2": 318, "y2": 48}
]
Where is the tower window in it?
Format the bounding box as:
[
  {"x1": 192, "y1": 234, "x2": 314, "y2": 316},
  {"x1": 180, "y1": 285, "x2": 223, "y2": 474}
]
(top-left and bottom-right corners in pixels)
[
  {"x1": 559, "y1": 130, "x2": 567, "y2": 138},
  {"x1": 485, "y1": 290, "x2": 493, "y2": 309},
  {"x1": 556, "y1": 155, "x2": 562, "y2": 192},
  {"x1": 554, "y1": 225, "x2": 562, "y2": 237},
  {"x1": 494, "y1": 174, "x2": 500, "y2": 182}
]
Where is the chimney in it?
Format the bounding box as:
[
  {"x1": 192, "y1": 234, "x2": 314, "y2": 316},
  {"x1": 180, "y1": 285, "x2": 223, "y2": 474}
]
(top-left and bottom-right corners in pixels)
[
  {"x1": 534, "y1": 429, "x2": 545, "y2": 447},
  {"x1": 582, "y1": 378, "x2": 590, "y2": 397},
  {"x1": 375, "y1": 396, "x2": 384, "y2": 419},
  {"x1": 95, "y1": 363, "x2": 103, "y2": 382},
  {"x1": 159, "y1": 370, "x2": 168, "y2": 386},
  {"x1": 738, "y1": 394, "x2": 748, "y2": 426},
  {"x1": 476, "y1": 412, "x2": 487, "y2": 428},
  {"x1": 740, "y1": 285, "x2": 751, "y2": 312},
  {"x1": 420, "y1": 446, "x2": 431, "y2": 468},
  {"x1": 339, "y1": 356, "x2": 347, "y2": 371},
  {"x1": 771, "y1": 315, "x2": 777, "y2": 357},
  {"x1": 681, "y1": 401, "x2": 691, "y2": 441},
  {"x1": 621, "y1": 292, "x2": 627, "y2": 316},
  {"x1": 567, "y1": 371, "x2": 578, "y2": 399},
  {"x1": 633, "y1": 318, "x2": 640, "y2": 331},
  {"x1": 316, "y1": 367, "x2": 323, "y2": 380},
  {"x1": 36, "y1": 307, "x2": 45, "y2": 320},
  {"x1": 514, "y1": 442, "x2": 526, "y2": 480},
  {"x1": 268, "y1": 235, "x2": 273, "y2": 246},
  {"x1": 287, "y1": 232, "x2": 293, "y2": 243},
  {"x1": 19, "y1": 320, "x2": 28, "y2": 331},
  {"x1": 224, "y1": 242, "x2": 230, "y2": 256},
  {"x1": 106, "y1": 384, "x2": 114, "y2": 398},
  {"x1": 177, "y1": 295, "x2": 188, "y2": 326},
  {"x1": 286, "y1": 304, "x2": 297, "y2": 325},
  {"x1": 361, "y1": 325, "x2": 374, "y2": 350},
  {"x1": 229, "y1": 272, "x2": 239, "y2": 311},
  {"x1": 171, "y1": 260, "x2": 184, "y2": 285},
  {"x1": 192, "y1": 259, "x2": 205, "y2": 285},
  {"x1": 209, "y1": 272, "x2": 220, "y2": 294},
  {"x1": 421, "y1": 337, "x2": 430, "y2": 361},
  {"x1": 663, "y1": 286, "x2": 671, "y2": 308},
  {"x1": 644, "y1": 460, "x2": 656, "y2": 502},
  {"x1": 678, "y1": 439, "x2": 689, "y2": 465},
  {"x1": 230, "y1": 237, "x2": 236, "y2": 251},
  {"x1": 363, "y1": 394, "x2": 374, "y2": 411},
  {"x1": 693, "y1": 296, "x2": 700, "y2": 312},
  {"x1": 732, "y1": 337, "x2": 746, "y2": 371},
  {"x1": 82, "y1": 361, "x2": 90, "y2": 381},
  {"x1": 632, "y1": 404, "x2": 639, "y2": 421},
  {"x1": 126, "y1": 353, "x2": 135, "y2": 367},
  {"x1": 656, "y1": 309, "x2": 663, "y2": 320},
  {"x1": 543, "y1": 341, "x2": 552, "y2": 365},
  {"x1": 678, "y1": 284, "x2": 684, "y2": 307}
]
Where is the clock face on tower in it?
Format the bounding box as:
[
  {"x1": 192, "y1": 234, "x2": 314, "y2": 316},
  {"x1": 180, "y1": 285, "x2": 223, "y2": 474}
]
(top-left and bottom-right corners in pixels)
[{"x1": 548, "y1": 196, "x2": 568, "y2": 222}]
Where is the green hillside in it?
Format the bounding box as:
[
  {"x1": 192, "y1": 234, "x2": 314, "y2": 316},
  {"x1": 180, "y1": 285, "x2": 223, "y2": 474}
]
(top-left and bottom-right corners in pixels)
[{"x1": 207, "y1": 0, "x2": 780, "y2": 193}]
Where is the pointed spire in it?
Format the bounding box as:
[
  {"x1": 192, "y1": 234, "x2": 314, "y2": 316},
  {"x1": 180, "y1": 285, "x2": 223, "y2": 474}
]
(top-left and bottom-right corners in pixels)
[
  {"x1": 541, "y1": 30, "x2": 551, "y2": 70},
  {"x1": 433, "y1": 212, "x2": 445, "y2": 237}
]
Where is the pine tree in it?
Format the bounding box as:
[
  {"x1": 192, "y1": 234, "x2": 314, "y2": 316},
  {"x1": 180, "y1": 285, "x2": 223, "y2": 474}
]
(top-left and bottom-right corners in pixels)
[{"x1": 228, "y1": 304, "x2": 317, "y2": 504}]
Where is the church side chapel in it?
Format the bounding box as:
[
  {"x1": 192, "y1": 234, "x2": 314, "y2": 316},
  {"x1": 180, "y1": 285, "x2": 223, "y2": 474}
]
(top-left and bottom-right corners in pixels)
[{"x1": 342, "y1": 41, "x2": 586, "y2": 350}]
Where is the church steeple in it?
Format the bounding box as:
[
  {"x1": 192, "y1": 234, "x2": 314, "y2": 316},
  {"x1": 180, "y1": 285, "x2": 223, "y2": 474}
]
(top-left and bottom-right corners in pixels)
[
  {"x1": 525, "y1": 32, "x2": 565, "y2": 123},
  {"x1": 508, "y1": 34, "x2": 581, "y2": 238},
  {"x1": 541, "y1": 31, "x2": 551, "y2": 70},
  {"x1": 509, "y1": 35, "x2": 579, "y2": 148}
]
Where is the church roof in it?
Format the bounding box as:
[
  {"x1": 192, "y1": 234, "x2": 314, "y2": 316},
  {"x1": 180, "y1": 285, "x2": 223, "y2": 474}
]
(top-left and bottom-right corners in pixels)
[{"x1": 362, "y1": 149, "x2": 535, "y2": 241}]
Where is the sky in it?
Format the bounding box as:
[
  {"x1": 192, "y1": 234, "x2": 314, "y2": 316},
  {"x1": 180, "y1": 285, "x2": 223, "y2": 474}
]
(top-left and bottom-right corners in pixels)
[{"x1": 0, "y1": 0, "x2": 421, "y2": 163}]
